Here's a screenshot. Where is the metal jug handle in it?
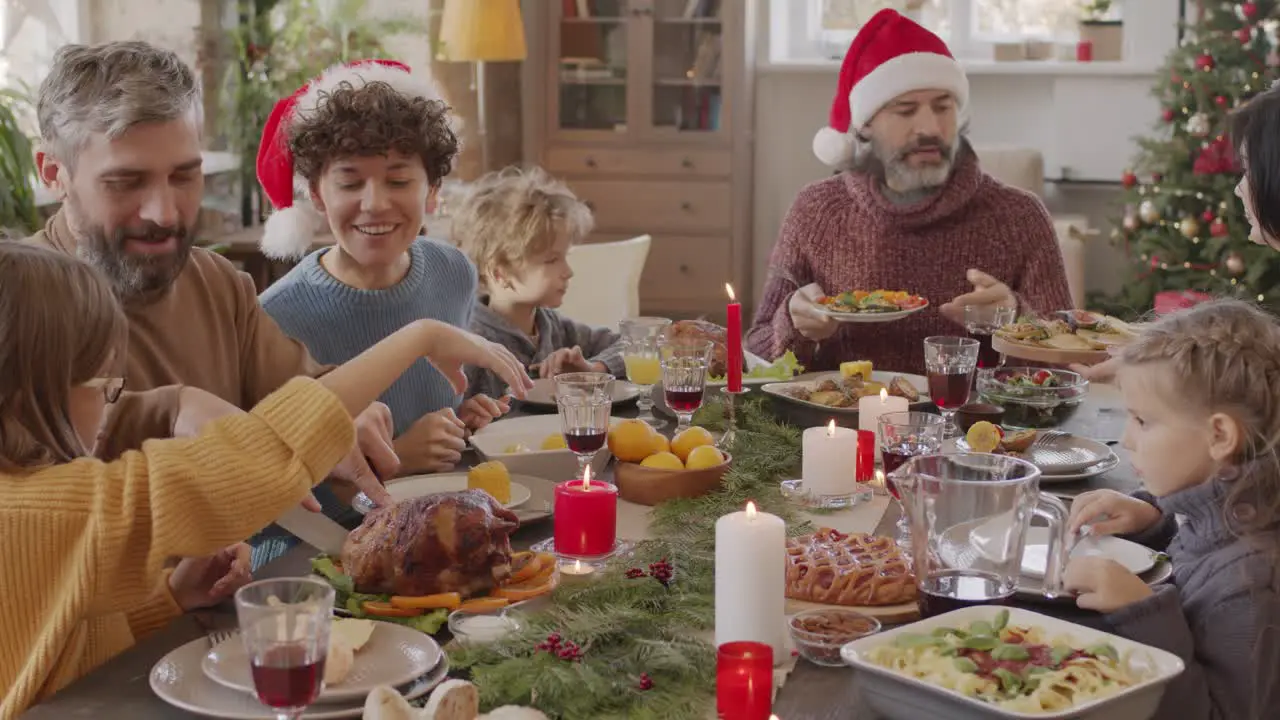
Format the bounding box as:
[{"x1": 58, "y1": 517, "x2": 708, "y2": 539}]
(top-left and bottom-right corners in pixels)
[{"x1": 1035, "y1": 492, "x2": 1072, "y2": 598}]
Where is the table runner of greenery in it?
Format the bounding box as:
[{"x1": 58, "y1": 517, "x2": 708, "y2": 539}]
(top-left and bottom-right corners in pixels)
[{"x1": 448, "y1": 398, "x2": 817, "y2": 719}]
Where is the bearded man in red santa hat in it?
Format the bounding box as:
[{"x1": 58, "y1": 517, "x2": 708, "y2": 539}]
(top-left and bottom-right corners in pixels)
[{"x1": 747, "y1": 10, "x2": 1072, "y2": 374}]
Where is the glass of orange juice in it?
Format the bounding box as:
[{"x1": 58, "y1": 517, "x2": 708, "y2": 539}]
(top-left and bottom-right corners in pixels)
[{"x1": 619, "y1": 317, "x2": 672, "y2": 426}]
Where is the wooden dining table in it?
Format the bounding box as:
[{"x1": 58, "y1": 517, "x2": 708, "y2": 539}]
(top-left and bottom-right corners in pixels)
[{"x1": 20, "y1": 382, "x2": 1142, "y2": 719}]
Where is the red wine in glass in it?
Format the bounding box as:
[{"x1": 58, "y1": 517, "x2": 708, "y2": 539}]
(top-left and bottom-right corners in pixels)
[
  {"x1": 664, "y1": 386, "x2": 705, "y2": 413},
  {"x1": 917, "y1": 570, "x2": 1012, "y2": 618},
  {"x1": 564, "y1": 428, "x2": 607, "y2": 454},
  {"x1": 968, "y1": 329, "x2": 1002, "y2": 368},
  {"x1": 251, "y1": 643, "x2": 325, "y2": 709},
  {"x1": 927, "y1": 370, "x2": 974, "y2": 411}
]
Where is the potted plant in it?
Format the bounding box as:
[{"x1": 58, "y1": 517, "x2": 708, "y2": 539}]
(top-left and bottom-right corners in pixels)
[
  {"x1": 1079, "y1": 0, "x2": 1123, "y2": 62},
  {"x1": 0, "y1": 87, "x2": 39, "y2": 236}
]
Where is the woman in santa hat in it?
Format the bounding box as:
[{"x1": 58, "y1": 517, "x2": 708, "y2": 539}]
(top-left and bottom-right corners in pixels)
[{"x1": 252, "y1": 60, "x2": 510, "y2": 563}]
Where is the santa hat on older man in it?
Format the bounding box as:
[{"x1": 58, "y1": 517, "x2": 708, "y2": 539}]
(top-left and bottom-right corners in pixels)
[
  {"x1": 812, "y1": 9, "x2": 969, "y2": 168},
  {"x1": 256, "y1": 59, "x2": 450, "y2": 260}
]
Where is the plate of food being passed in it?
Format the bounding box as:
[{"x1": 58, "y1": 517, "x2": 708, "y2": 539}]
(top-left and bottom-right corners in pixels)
[
  {"x1": 992, "y1": 309, "x2": 1137, "y2": 365},
  {"x1": 814, "y1": 290, "x2": 929, "y2": 323}
]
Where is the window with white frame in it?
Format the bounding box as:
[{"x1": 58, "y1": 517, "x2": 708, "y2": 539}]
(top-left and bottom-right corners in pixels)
[
  {"x1": 770, "y1": 0, "x2": 1088, "y2": 63},
  {"x1": 1, "y1": 0, "x2": 83, "y2": 93}
]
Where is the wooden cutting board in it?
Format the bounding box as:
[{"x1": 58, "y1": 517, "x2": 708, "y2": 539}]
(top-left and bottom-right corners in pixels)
[{"x1": 785, "y1": 595, "x2": 920, "y2": 625}]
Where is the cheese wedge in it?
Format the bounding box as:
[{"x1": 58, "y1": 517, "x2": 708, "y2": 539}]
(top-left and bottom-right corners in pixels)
[
  {"x1": 840, "y1": 360, "x2": 873, "y2": 382},
  {"x1": 421, "y1": 679, "x2": 480, "y2": 720},
  {"x1": 324, "y1": 641, "x2": 355, "y2": 686},
  {"x1": 467, "y1": 461, "x2": 512, "y2": 504},
  {"x1": 332, "y1": 618, "x2": 377, "y2": 653}
]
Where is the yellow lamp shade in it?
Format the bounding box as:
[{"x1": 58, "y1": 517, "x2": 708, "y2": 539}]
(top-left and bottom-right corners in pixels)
[{"x1": 438, "y1": 0, "x2": 527, "y2": 62}]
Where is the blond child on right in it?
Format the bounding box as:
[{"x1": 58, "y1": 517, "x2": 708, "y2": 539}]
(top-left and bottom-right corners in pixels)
[
  {"x1": 1064, "y1": 298, "x2": 1280, "y2": 720},
  {"x1": 452, "y1": 167, "x2": 626, "y2": 397}
]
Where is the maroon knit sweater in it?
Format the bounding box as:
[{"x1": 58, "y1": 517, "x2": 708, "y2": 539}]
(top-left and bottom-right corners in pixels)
[{"x1": 747, "y1": 146, "x2": 1073, "y2": 375}]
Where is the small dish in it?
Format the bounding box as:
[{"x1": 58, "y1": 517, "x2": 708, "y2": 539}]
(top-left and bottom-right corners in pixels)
[
  {"x1": 787, "y1": 608, "x2": 881, "y2": 667},
  {"x1": 447, "y1": 608, "x2": 523, "y2": 645},
  {"x1": 954, "y1": 402, "x2": 1005, "y2": 433}
]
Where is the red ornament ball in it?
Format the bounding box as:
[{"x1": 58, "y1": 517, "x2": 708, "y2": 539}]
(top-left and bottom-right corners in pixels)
[
  {"x1": 1238, "y1": 26, "x2": 1254, "y2": 43},
  {"x1": 1196, "y1": 54, "x2": 1215, "y2": 71},
  {"x1": 1122, "y1": 170, "x2": 1138, "y2": 188},
  {"x1": 1162, "y1": 108, "x2": 1176, "y2": 122},
  {"x1": 1202, "y1": 209, "x2": 1216, "y2": 222},
  {"x1": 1216, "y1": 95, "x2": 1229, "y2": 107},
  {"x1": 1210, "y1": 219, "x2": 1229, "y2": 237},
  {"x1": 1243, "y1": 2, "x2": 1259, "y2": 19}
]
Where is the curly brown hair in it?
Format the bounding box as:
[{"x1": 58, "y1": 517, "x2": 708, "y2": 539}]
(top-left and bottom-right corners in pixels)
[{"x1": 288, "y1": 80, "x2": 458, "y2": 187}]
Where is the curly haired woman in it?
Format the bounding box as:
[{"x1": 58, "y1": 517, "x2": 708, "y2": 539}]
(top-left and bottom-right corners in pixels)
[{"x1": 252, "y1": 61, "x2": 509, "y2": 563}]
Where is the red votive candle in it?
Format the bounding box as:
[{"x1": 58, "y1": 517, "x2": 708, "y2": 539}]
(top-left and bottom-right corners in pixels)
[
  {"x1": 716, "y1": 641, "x2": 773, "y2": 720},
  {"x1": 725, "y1": 283, "x2": 743, "y2": 392},
  {"x1": 1076, "y1": 40, "x2": 1093, "y2": 62},
  {"x1": 553, "y1": 475, "x2": 618, "y2": 557},
  {"x1": 856, "y1": 429, "x2": 875, "y2": 483}
]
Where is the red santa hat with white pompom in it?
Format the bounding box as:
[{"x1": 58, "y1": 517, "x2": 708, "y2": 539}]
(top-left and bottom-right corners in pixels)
[
  {"x1": 256, "y1": 59, "x2": 451, "y2": 260},
  {"x1": 812, "y1": 9, "x2": 970, "y2": 168}
]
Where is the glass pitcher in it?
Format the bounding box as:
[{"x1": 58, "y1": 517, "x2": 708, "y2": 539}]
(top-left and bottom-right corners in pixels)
[{"x1": 890, "y1": 453, "x2": 1070, "y2": 617}]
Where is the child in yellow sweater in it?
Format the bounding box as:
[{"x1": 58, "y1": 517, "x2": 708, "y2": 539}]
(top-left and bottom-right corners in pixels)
[{"x1": 0, "y1": 243, "x2": 531, "y2": 718}]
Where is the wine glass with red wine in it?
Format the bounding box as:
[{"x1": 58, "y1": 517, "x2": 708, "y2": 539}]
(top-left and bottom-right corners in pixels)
[
  {"x1": 234, "y1": 578, "x2": 334, "y2": 720},
  {"x1": 659, "y1": 339, "x2": 713, "y2": 432},
  {"x1": 963, "y1": 304, "x2": 1016, "y2": 369},
  {"x1": 554, "y1": 372, "x2": 615, "y2": 478},
  {"x1": 878, "y1": 411, "x2": 945, "y2": 548},
  {"x1": 923, "y1": 336, "x2": 981, "y2": 437}
]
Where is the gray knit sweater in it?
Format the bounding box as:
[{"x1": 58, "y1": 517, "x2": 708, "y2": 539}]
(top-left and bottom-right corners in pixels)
[
  {"x1": 465, "y1": 298, "x2": 625, "y2": 398},
  {"x1": 1109, "y1": 478, "x2": 1280, "y2": 720}
]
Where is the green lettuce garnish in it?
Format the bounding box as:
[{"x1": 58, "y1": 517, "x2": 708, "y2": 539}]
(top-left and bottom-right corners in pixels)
[
  {"x1": 309, "y1": 556, "x2": 448, "y2": 635},
  {"x1": 712, "y1": 350, "x2": 804, "y2": 382}
]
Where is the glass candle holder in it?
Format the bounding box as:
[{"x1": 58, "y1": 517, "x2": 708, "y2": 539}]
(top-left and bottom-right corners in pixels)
[{"x1": 716, "y1": 641, "x2": 773, "y2": 720}]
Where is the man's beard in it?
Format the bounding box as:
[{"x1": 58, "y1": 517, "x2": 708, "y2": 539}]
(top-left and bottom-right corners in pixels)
[
  {"x1": 855, "y1": 134, "x2": 959, "y2": 194},
  {"x1": 75, "y1": 221, "x2": 194, "y2": 300}
]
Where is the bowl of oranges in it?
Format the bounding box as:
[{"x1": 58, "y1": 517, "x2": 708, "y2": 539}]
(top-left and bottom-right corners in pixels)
[{"x1": 607, "y1": 420, "x2": 732, "y2": 506}]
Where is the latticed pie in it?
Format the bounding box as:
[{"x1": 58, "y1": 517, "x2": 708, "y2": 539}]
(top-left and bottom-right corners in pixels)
[{"x1": 784, "y1": 528, "x2": 917, "y2": 606}]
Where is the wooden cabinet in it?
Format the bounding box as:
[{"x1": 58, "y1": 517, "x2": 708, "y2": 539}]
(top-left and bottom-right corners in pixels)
[{"x1": 521, "y1": 0, "x2": 755, "y2": 320}]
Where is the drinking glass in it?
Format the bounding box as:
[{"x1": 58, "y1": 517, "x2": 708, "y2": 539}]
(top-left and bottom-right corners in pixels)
[
  {"x1": 235, "y1": 578, "x2": 334, "y2": 720},
  {"x1": 878, "y1": 411, "x2": 945, "y2": 548},
  {"x1": 618, "y1": 317, "x2": 671, "y2": 426},
  {"x1": 923, "y1": 336, "x2": 980, "y2": 437},
  {"x1": 890, "y1": 453, "x2": 1070, "y2": 618},
  {"x1": 554, "y1": 372, "x2": 615, "y2": 478},
  {"x1": 659, "y1": 339, "x2": 713, "y2": 432},
  {"x1": 963, "y1": 304, "x2": 1016, "y2": 369}
]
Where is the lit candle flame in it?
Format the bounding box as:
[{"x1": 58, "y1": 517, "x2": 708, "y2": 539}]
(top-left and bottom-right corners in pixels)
[
  {"x1": 573, "y1": 560, "x2": 585, "y2": 573},
  {"x1": 580, "y1": 465, "x2": 592, "y2": 490},
  {"x1": 875, "y1": 469, "x2": 885, "y2": 488},
  {"x1": 746, "y1": 500, "x2": 757, "y2": 519},
  {"x1": 879, "y1": 387, "x2": 888, "y2": 404},
  {"x1": 826, "y1": 419, "x2": 836, "y2": 437},
  {"x1": 725, "y1": 283, "x2": 736, "y2": 301}
]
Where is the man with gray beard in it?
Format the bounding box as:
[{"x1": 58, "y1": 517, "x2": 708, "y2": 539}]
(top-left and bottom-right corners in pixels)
[{"x1": 747, "y1": 9, "x2": 1072, "y2": 374}]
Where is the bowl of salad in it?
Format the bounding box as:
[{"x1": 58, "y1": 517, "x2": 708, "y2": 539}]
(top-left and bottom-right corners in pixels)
[{"x1": 976, "y1": 368, "x2": 1088, "y2": 429}]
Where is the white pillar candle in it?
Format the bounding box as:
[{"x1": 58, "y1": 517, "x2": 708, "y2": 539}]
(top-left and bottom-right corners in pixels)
[
  {"x1": 802, "y1": 420, "x2": 857, "y2": 496},
  {"x1": 715, "y1": 501, "x2": 786, "y2": 663},
  {"x1": 858, "y1": 388, "x2": 910, "y2": 436}
]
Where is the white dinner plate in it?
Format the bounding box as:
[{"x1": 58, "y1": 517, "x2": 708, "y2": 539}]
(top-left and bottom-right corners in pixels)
[
  {"x1": 1020, "y1": 526, "x2": 1157, "y2": 579},
  {"x1": 352, "y1": 473, "x2": 531, "y2": 515},
  {"x1": 151, "y1": 636, "x2": 446, "y2": 719},
  {"x1": 518, "y1": 377, "x2": 642, "y2": 408},
  {"x1": 813, "y1": 300, "x2": 929, "y2": 323},
  {"x1": 202, "y1": 622, "x2": 440, "y2": 704}
]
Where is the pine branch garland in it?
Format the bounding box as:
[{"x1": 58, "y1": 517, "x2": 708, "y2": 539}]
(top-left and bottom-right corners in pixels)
[{"x1": 446, "y1": 397, "x2": 806, "y2": 719}]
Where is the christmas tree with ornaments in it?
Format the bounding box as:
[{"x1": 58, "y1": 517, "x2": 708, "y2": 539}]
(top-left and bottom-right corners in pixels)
[{"x1": 1102, "y1": 0, "x2": 1280, "y2": 317}]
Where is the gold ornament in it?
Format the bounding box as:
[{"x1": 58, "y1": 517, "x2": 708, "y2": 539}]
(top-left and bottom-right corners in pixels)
[
  {"x1": 1123, "y1": 214, "x2": 1139, "y2": 231},
  {"x1": 1139, "y1": 200, "x2": 1160, "y2": 223},
  {"x1": 1179, "y1": 217, "x2": 1200, "y2": 237},
  {"x1": 1226, "y1": 252, "x2": 1246, "y2": 275}
]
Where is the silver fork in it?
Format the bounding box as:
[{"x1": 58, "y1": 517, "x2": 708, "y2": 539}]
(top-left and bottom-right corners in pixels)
[
  {"x1": 1031, "y1": 429, "x2": 1069, "y2": 449},
  {"x1": 207, "y1": 628, "x2": 238, "y2": 648}
]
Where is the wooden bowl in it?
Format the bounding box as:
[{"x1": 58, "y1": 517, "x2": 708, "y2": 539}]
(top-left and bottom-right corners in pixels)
[
  {"x1": 614, "y1": 452, "x2": 733, "y2": 506},
  {"x1": 954, "y1": 402, "x2": 1005, "y2": 433}
]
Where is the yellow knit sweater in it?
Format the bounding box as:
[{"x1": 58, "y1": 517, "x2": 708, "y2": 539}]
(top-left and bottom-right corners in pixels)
[{"x1": 0, "y1": 377, "x2": 354, "y2": 719}]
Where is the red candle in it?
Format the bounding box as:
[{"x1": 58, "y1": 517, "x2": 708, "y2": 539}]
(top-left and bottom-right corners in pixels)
[
  {"x1": 1076, "y1": 40, "x2": 1093, "y2": 62},
  {"x1": 553, "y1": 468, "x2": 618, "y2": 557},
  {"x1": 716, "y1": 641, "x2": 773, "y2": 720},
  {"x1": 725, "y1": 283, "x2": 743, "y2": 393},
  {"x1": 856, "y1": 430, "x2": 875, "y2": 483}
]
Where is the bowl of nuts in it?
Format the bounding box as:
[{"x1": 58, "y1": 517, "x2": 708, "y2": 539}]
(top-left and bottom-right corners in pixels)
[{"x1": 788, "y1": 608, "x2": 882, "y2": 666}]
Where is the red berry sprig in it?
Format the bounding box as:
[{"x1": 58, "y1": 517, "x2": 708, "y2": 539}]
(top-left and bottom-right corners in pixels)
[
  {"x1": 638, "y1": 672, "x2": 654, "y2": 691},
  {"x1": 648, "y1": 558, "x2": 674, "y2": 587},
  {"x1": 624, "y1": 567, "x2": 646, "y2": 579},
  {"x1": 536, "y1": 632, "x2": 583, "y2": 662}
]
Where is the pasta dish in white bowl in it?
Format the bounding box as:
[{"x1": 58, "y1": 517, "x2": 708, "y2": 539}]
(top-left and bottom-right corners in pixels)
[{"x1": 840, "y1": 606, "x2": 1185, "y2": 719}]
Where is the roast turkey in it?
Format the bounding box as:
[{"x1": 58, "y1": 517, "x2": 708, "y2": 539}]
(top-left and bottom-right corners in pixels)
[
  {"x1": 341, "y1": 490, "x2": 520, "y2": 598},
  {"x1": 666, "y1": 319, "x2": 743, "y2": 379}
]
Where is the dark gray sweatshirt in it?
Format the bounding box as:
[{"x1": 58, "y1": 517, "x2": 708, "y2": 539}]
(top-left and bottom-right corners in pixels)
[{"x1": 1110, "y1": 478, "x2": 1280, "y2": 720}]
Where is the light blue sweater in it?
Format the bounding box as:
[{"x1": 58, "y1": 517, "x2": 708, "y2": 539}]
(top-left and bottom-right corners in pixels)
[{"x1": 260, "y1": 237, "x2": 478, "y2": 437}]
